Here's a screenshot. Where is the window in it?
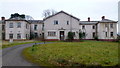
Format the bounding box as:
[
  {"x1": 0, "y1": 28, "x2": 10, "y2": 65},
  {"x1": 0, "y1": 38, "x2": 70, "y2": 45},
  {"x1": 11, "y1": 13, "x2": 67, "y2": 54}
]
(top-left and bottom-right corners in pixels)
[
  {"x1": 93, "y1": 25, "x2": 95, "y2": 29},
  {"x1": 105, "y1": 24, "x2": 108, "y2": 28},
  {"x1": 110, "y1": 32, "x2": 113, "y2": 37},
  {"x1": 26, "y1": 34, "x2": 29, "y2": 39},
  {"x1": 26, "y1": 24, "x2": 29, "y2": 29},
  {"x1": 54, "y1": 20, "x2": 58, "y2": 25},
  {"x1": 17, "y1": 22, "x2": 21, "y2": 28},
  {"x1": 48, "y1": 32, "x2": 56, "y2": 36},
  {"x1": 67, "y1": 21, "x2": 69, "y2": 25},
  {"x1": 34, "y1": 25, "x2": 37, "y2": 30},
  {"x1": 9, "y1": 23, "x2": 13, "y2": 28},
  {"x1": 105, "y1": 32, "x2": 107, "y2": 37},
  {"x1": 17, "y1": 34, "x2": 21, "y2": 39},
  {"x1": 82, "y1": 25, "x2": 85, "y2": 29},
  {"x1": 110, "y1": 24, "x2": 113, "y2": 28},
  {"x1": 9, "y1": 34, "x2": 13, "y2": 39},
  {"x1": 34, "y1": 33, "x2": 38, "y2": 38},
  {"x1": 93, "y1": 32, "x2": 95, "y2": 38}
]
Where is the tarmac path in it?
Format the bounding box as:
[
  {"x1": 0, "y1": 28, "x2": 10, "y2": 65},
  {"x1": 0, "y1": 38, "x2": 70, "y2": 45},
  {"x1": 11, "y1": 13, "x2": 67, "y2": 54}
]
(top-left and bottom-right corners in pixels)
[{"x1": 1, "y1": 42, "x2": 49, "y2": 66}]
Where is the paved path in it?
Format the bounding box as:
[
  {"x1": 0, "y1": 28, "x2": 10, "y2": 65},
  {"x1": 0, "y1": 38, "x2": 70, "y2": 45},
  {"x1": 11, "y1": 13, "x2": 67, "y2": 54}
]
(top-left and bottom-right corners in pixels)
[{"x1": 1, "y1": 42, "x2": 50, "y2": 66}]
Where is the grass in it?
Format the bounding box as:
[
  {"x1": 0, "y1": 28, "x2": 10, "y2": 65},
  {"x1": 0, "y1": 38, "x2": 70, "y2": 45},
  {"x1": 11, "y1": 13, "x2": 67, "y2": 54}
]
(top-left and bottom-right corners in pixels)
[
  {"x1": 1, "y1": 40, "x2": 42, "y2": 49},
  {"x1": 23, "y1": 41, "x2": 119, "y2": 67}
]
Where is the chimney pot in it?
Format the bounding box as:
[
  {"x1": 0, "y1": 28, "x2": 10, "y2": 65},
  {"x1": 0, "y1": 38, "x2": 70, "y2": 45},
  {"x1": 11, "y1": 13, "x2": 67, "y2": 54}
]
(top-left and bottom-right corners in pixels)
[
  {"x1": 102, "y1": 16, "x2": 105, "y2": 20},
  {"x1": 1, "y1": 17, "x2": 5, "y2": 20},
  {"x1": 88, "y1": 17, "x2": 90, "y2": 22}
]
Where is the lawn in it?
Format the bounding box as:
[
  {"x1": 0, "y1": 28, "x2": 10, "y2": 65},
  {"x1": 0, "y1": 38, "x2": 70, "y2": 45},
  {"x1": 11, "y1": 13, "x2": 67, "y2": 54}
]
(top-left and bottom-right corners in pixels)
[
  {"x1": 23, "y1": 41, "x2": 119, "y2": 67},
  {"x1": 1, "y1": 40, "x2": 42, "y2": 49}
]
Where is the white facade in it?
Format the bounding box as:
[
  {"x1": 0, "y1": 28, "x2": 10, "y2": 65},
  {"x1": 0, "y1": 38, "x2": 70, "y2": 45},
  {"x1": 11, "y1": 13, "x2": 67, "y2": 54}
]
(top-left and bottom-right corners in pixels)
[
  {"x1": 31, "y1": 23, "x2": 43, "y2": 37},
  {"x1": 1, "y1": 11, "x2": 118, "y2": 41},
  {"x1": 44, "y1": 11, "x2": 80, "y2": 40},
  {"x1": 5, "y1": 20, "x2": 30, "y2": 40}
]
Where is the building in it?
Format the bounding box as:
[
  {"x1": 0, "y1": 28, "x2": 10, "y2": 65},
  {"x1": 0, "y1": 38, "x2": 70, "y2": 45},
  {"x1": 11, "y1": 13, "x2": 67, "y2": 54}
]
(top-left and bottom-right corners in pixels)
[{"x1": 0, "y1": 11, "x2": 118, "y2": 41}]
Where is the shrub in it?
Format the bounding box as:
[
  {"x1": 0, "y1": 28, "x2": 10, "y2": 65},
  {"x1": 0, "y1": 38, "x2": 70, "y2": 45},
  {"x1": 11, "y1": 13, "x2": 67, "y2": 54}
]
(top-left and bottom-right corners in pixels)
[{"x1": 67, "y1": 32, "x2": 74, "y2": 42}]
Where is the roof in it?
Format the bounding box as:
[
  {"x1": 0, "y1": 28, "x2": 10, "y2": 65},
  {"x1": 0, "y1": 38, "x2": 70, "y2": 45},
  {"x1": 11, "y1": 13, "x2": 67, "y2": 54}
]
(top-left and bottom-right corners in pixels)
[
  {"x1": 5, "y1": 19, "x2": 30, "y2": 24},
  {"x1": 43, "y1": 11, "x2": 80, "y2": 21},
  {"x1": 99, "y1": 19, "x2": 117, "y2": 23},
  {"x1": 79, "y1": 21, "x2": 98, "y2": 25},
  {"x1": 27, "y1": 20, "x2": 43, "y2": 24}
]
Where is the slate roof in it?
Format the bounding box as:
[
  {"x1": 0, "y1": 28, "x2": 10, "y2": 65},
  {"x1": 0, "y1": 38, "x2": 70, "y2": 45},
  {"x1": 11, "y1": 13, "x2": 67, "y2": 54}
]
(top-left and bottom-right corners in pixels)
[
  {"x1": 99, "y1": 19, "x2": 117, "y2": 23},
  {"x1": 27, "y1": 20, "x2": 43, "y2": 24},
  {"x1": 79, "y1": 21, "x2": 98, "y2": 25},
  {"x1": 43, "y1": 11, "x2": 80, "y2": 21}
]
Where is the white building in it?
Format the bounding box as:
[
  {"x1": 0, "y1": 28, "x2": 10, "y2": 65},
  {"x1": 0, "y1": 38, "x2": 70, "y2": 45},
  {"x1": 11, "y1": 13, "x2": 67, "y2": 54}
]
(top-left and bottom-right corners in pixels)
[{"x1": 1, "y1": 11, "x2": 118, "y2": 41}]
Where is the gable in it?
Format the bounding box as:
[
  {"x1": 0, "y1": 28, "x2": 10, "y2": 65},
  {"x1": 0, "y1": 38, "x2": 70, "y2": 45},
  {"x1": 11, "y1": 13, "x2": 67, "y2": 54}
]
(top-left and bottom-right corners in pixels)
[{"x1": 43, "y1": 11, "x2": 80, "y2": 21}]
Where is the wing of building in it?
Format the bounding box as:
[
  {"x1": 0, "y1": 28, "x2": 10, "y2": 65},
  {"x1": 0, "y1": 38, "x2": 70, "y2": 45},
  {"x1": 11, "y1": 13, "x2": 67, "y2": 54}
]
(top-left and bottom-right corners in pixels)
[{"x1": 0, "y1": 11, "x2": 117, "y2": 41}]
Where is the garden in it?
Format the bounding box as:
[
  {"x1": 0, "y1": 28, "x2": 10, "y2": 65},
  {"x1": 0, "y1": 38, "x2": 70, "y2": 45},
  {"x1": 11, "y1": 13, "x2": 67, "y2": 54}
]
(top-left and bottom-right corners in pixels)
[{"x1": 23, "y1": 40, "x2": 119, "y2": 67}]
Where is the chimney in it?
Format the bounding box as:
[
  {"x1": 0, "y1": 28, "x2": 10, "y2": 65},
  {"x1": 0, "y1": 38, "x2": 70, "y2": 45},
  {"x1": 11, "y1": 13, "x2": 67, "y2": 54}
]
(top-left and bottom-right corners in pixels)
[
  {"x1": 88, "y1": 17, "x2": 90, "y2": 22},
  {"x1": 102, "y1": 16, "x2": 105, "y2": 20},
  {"x1": 1, "y1": 17, "x2": 5, "y2": 20}
]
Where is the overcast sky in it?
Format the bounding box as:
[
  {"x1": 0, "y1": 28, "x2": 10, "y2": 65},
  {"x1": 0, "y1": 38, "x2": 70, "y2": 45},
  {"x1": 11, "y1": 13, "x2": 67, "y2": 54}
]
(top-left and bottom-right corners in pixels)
[{"x1": 0, "y1": 0, "x2": 119, "y2": 21}]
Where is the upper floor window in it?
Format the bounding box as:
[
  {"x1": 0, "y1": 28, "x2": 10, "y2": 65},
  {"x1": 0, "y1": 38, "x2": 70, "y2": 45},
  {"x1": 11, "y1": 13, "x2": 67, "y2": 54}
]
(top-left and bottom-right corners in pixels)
[
  {"x1": 67, "y1": 21, "x2": 69, "y2": 25},
  {"x1": 17, "y1": 22, "x2": 21, "y2": 28},
  {"x1": 110, "y1": 32, "x2": 113, "y2": 37},
  {"x1": 54, "y1": 20, "x2": 58, "y2": 25},
  {"x1": 34, "y1": 25, "x2": 37, "y2": 30},
  {"x1": 26, "y1": 24, "x2": 29, "y2": 29},
  {"x1": 93, "y1": 25, "x2": 95, "y2": 29},
  {"x1": 105, "y1": 24, "x2": 108, "y2": 28},
  {"x1": 9, "y1": 23, "x2": 13, "y2": 28},
  {"x1": 82, "y1": 25, "x2": 85, "y2": 29},
  {"x1": 17, "y1": 33, "x2": 21, "y2": 39},
  {"x1": 110, "y1": 23, "x2": 113, "y2": 28},
  {"x1": 48, "y1": 32, "x2": 56, "y2": 36}
]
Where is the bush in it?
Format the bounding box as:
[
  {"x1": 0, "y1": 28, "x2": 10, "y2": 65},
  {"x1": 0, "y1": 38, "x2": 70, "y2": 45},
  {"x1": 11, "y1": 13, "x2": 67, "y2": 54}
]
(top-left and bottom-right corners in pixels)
[
  {"x1": 67, "y1": 32, "x2": 74, "y2": 42},
  {"x1": 79, "y1": 32, "x2": 86, "y2": 40}
]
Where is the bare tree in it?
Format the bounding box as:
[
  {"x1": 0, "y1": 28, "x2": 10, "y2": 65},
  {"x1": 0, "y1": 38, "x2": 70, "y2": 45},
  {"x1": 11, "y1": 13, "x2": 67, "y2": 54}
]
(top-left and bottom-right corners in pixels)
[
  {"x1": 42, "y1": 9, "x2": 57, "y2": 18},
  {"x1": 25, "y1": 15, "x2": 34, "y2": 20}
]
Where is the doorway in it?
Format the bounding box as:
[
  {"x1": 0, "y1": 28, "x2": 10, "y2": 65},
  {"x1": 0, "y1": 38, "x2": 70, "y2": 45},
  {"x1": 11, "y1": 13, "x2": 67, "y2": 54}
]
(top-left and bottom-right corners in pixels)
[{"x1": 60, "y1": 31, "x2": 64, "y2": 40}]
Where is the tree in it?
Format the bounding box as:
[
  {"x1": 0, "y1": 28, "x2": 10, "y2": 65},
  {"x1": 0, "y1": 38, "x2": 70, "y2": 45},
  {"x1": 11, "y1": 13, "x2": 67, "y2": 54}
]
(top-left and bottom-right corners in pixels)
[
  {"x1": 42, "y1": 9, "x2": 57, "y2": 18},
  {"x1": 67, "y1": 32, "x2": 74, "y2": 42},
  {"x1": 79, "y1": 32, "x2": 86, "y2": 41}
]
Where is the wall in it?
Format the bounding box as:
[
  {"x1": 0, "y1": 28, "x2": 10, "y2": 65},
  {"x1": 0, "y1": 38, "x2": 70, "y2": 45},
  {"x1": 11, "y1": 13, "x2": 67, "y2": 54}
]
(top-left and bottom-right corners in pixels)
[
  {"x1": 44, "y1": 12, "x2": 79, "y2": 40},
  {"x1": 5, "y1": 20, "x2": 30, "y2": 40}
]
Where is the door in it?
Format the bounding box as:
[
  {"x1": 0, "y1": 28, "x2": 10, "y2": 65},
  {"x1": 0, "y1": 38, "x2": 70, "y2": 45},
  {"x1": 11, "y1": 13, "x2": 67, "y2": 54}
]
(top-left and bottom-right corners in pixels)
[{"x1": 60, "y1": 31, "x2": 64, "y2": 40}]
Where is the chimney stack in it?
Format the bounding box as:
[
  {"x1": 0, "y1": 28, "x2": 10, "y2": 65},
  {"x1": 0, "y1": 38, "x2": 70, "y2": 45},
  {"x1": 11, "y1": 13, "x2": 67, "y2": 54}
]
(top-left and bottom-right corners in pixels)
[
  {"x1": 1, "y1": 17, "x2": 5, "y2": 20},
  {"x1": 102, "y1": 16, "x2": 105, "y2": 20},
  {"x1": 88, "y1": 17, "x2": 90, "y2": 22}
]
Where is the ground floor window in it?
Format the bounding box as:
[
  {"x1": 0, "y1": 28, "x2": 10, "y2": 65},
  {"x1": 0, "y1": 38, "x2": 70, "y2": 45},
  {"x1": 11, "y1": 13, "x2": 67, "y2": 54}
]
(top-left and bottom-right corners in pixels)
[
  {"x1": 110, "y1": 32, "x2": 113, "y2": 37},
  {"x1": 17, "y1": 33, "x2": 21, "y2": 39},
  {"x1": 9, "y1": 34, "x2": 13, "y2": 39},
  {"x1": 93, "y1": 32, "x2": 95, "y2": 38},
  {"x1": 34, "y1": 33, "x2": 38, "y2": 38},
  {"x1": 48, "y1": 32, "x2": 56, "y2": 36},
  {"x1": 26, "y1": 34, "x2": 29, "y2": 39},
  {"x1": 105, "y1": 32, "x2": 107, "y2": 37}
]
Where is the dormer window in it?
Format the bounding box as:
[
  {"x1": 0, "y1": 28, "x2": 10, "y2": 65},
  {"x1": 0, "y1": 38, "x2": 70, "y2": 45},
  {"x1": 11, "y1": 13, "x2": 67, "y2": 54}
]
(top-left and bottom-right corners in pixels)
[{"x1": 54, "y1": 20, "x2": 58, "y2": 25}]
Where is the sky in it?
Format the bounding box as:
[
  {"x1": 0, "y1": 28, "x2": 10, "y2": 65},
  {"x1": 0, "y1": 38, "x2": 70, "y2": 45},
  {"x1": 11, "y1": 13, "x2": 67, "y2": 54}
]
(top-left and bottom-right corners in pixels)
[{"x1": 0, "y1": 0, "x2": 119, "y2": 21}]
